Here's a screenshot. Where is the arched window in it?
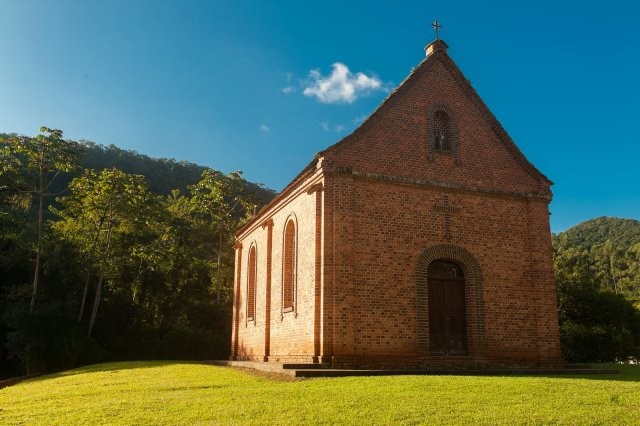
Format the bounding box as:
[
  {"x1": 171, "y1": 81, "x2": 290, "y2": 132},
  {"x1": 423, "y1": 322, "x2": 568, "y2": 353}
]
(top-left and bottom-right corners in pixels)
[
  {"x1": 247, "y1": 245, "x2": 257, "y2": 321},
  {"x1": 433, "y1": 110, "x2": 452, "y2": 151},
  {"x1": 282, "y1": 219, "x2": 296, "y2": 311}
]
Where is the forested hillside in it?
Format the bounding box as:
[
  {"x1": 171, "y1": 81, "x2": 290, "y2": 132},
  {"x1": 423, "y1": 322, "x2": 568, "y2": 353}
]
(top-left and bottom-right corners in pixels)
[
  {"x1": 554, "y1": 217, "x2": 640, "y2": 254},
  {"x1": 0, "y1": 128, "x2": 275, "y2": 379},
  {"x1": 553, "y1": 217, "x2": 640, "y2": 362},
  {"x1": 1, "y1": 133, "x2": 274, "y2": 203},
  {"x1": 78, "y1": 142, "x2": 275, "y2": 204}
]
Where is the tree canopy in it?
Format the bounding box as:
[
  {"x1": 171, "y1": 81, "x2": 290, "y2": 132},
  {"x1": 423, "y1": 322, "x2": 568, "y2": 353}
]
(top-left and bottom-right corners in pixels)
[
  {"x1": 553, "y1": 217, "x2": 640, "y2": 362},
  {"x1": 0, "y1": 128, "x2": 269, "y2": 378}
]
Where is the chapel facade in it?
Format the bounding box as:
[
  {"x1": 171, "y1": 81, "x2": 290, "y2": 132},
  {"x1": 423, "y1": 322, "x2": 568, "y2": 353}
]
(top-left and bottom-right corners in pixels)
[{"x1": 230, "y1": 38, "x2": 563, "y2": 369}]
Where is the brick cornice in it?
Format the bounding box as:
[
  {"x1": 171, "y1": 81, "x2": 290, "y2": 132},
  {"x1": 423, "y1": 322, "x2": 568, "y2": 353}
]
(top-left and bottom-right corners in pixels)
[
  {"x1": 306, "y1": 183, "x2": 324, "y2": 194},
  {"x1": 327, "y1": 166, "x2": 552, "y2": 201}
]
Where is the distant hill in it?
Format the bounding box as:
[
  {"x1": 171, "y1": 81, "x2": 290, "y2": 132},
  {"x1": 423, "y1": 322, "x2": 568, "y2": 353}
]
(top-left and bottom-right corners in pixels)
[
  {"x1": 79, "y1": 141, "x2": 208, "y2": 195},
  {"x1": 0, "y1": 133, "x2": 276, "y2": 206},
  {"x1": 553, "y1": 217, "x2": 640, "y2": 252},
  {"x1": 553, "y1": 217, "x2": 640, "y2": 363},
  {"x1": 77, "y1": 142, "x2": 276, "y2": 204},
  {"x1": 553, "y1": 216, "x2": 640, "y2": 302}
]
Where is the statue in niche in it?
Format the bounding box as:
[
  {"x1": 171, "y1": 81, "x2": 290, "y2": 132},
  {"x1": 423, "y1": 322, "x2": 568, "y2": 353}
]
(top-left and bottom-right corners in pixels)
[{"x1": 435, "y1": 130, "x2": 445, "y2": 150}]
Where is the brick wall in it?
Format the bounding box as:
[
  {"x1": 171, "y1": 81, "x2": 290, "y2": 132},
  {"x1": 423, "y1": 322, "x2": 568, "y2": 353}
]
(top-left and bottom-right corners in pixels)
[{"x1": 320, "y1": 174, "x2": 562, "y2": 367}]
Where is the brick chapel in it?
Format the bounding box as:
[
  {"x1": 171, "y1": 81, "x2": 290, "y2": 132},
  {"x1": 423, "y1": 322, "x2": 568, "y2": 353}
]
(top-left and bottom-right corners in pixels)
[{"x1": 231, "y1": 36, "x2": 563, "y2": 369}]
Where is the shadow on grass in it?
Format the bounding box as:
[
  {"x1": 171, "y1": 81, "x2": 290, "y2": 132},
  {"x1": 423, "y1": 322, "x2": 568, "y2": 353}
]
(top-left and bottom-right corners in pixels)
[
  {"x1": 21, "y1": 360, "x2": 201, "y2": 384},
  {"x1": 557, "y1": 363, "x2": 640, "y2": 382}
]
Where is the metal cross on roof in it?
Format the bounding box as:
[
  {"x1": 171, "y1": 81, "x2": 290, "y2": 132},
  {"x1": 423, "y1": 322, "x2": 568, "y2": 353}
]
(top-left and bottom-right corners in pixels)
[{"x1": 432, "y1": 19, "x2": 442, "y2": 40}]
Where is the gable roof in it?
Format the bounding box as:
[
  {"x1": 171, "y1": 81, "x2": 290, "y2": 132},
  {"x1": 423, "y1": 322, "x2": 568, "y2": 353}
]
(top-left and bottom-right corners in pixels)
[
  {"x1": 320, "y1": 40, "x2": 552, "y2": 185},
  {"x1": 237, "y1": 40, "x2": 551, "y2": 236}
]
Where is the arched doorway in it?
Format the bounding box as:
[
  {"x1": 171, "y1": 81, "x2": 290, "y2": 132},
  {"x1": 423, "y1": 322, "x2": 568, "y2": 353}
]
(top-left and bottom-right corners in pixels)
[{"x1": 428, "y1": 260, "x2": 467, "y2": 355}]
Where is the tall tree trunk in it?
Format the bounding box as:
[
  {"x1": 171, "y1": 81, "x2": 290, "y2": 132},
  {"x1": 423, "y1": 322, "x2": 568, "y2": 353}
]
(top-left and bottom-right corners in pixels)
[
  {"x1": 88, "y1": 272, "x2": 104, "y2": 338},
  {"x1": 78, "y1": 269, "x2": 92, "y2": 322},
  {"x1": 29, "y1": 178, "x2": 44, "y2": 313},
  {"x1": 610, "y1": 254, "x2": 619, "y2": 294},
  {"x1": 78, "y1": 217, "x2": 105, "y2": 322},
  {"x1": 132, "y1": 257, "x2": 144, "y2": 304},
  {"x1": 88, "y1": 224, "x2": 113, "y2": 337}
]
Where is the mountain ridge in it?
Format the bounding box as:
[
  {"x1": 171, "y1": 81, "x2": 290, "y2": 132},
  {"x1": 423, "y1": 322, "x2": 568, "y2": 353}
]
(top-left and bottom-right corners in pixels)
[{"x1": 553, "y1": 216, "x2": 640, "y2": 251}]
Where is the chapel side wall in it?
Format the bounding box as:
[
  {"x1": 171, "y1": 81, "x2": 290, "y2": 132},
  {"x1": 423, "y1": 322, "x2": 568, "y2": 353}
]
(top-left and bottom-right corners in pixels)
[
  {"x1": 327, "y1": 174, "x2": 562, "y2": 367},
  {"x1": 235, "y1": 180, "x2": 319, "y2": 362},
  {"x1": 268, "y1": 187, "x2": 317, "y2": 361}
]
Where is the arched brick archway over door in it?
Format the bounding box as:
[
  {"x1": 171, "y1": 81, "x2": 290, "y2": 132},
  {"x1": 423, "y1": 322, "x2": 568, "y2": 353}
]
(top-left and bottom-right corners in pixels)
[{"x1": 416, "y1": 244, "x2": 487, "y2": 357}]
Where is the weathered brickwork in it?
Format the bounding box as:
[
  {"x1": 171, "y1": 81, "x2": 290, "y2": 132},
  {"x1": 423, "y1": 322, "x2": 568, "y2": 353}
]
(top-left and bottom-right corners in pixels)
[{"x1": 231, "y1": 39, "x2": 563, "y2": 369}]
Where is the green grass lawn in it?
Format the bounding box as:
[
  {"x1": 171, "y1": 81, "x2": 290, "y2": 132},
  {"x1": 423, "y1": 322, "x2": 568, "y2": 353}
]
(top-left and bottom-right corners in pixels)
[{"x1": 1, "y1": 361, "x2": 639, "y2": 425}]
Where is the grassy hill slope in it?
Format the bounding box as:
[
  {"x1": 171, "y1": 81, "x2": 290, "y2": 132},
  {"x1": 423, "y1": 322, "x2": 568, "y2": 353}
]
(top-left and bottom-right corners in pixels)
[{"x1": 1, "y1": 361, "x2": 639, "y2": 424}]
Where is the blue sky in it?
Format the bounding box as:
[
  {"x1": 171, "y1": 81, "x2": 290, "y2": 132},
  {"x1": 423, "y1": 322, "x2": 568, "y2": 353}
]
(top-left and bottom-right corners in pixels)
[{"x1": 1, "y1": 0, "x2": 638, "y2": 232}]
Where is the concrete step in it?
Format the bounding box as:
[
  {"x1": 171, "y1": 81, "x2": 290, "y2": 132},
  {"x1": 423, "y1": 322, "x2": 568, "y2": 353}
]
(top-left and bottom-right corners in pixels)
[
  {"x1": 292, "y1": 368, "x2": 619, "y2": 378},
  {"x1": 206, "y1": 360, "x2": 289, "y2": 374},
  {"x1": 282, "y1": 363, "x2": 329, "y2": 370},
  {"x1": 206, "y1": 361, "x2": 619, "y2": 378}
]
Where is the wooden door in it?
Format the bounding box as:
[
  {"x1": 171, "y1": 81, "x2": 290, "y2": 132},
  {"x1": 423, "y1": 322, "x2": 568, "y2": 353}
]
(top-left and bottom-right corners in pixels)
[{"x1": 428, "y1": 261, "x2": 467, "y2": 355}]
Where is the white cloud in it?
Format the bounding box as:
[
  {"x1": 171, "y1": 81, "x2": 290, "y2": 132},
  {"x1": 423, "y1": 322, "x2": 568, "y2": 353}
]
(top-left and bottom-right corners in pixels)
[
  {"x1": 319, "y1": 121, "x2": 330, "y2": 132},
  {"x1": 282, "y1": 86, "x2": 295, "y2": 94},
  {"x1": 260, "y1": 124, "x2": 270, "y2": 133},
  {"x1": 335, "y1": 124, "x2": 345, "y2": 132},
  {"x1": 303, "y1": 62, "x2": 382, "y2": 104}
]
